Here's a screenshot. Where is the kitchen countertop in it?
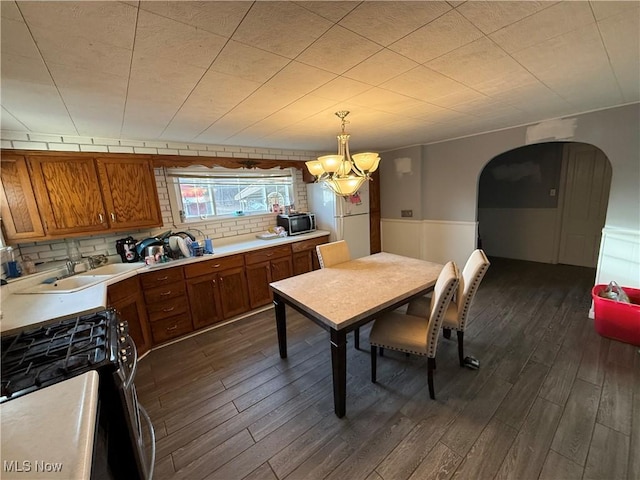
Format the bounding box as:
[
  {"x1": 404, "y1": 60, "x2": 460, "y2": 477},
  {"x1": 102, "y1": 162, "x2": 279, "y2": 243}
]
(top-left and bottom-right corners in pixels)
[
  {"x1": 0, "y1": 230, "x2": 330, "y2": 335},
  {"x1": 0, "y1": 371, "x2": 100, "y2": 479}
]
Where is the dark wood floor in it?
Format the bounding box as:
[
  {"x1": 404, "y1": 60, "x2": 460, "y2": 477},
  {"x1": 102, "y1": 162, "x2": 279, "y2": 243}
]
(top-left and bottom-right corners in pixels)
[{"x1": 136, "y1": 257, "x2": 639, "y2": 480}]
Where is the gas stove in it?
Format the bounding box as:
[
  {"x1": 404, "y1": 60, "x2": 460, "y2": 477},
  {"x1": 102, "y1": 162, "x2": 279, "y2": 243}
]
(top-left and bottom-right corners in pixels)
[
  {"x1": 0, "y1": 308, "x2": 154, "y2": 479},
  {"x1": 1, "y1": 310, "x2": 118, "y2": 403}
]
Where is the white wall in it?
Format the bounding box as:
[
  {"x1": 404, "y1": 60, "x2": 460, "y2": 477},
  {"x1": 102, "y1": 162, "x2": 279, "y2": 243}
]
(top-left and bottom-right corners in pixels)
[{"x1": 381, "y1": 104, "x2": 640, "y2": 288}]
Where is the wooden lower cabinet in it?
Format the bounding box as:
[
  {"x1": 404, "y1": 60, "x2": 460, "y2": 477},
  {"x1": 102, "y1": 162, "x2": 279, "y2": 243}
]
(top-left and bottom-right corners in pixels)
[
  {"x1": 245, "y1": 245, "x2": 293, "y2": 308},
  {"x1": 107, "y1": 276, "x2": 152, "y2": 355},
  {"x1": 184, "y1": 255, "x2": 250, "y2": 329},
  {"x1": 186, "y1": 273, "x2": 224, "y2": 329},
  {"x1": 149, "y1": 314, "x2": 193, "y2": 344},
  {"x1": 130, "y1": 235, "x2": 328, "y2": 346},
  {"x1": 291, "y1": 235, "x2": 329, "y2": 275},
  {"x1": 140, "y1": 266, "x2": 194, "y2": 345}
]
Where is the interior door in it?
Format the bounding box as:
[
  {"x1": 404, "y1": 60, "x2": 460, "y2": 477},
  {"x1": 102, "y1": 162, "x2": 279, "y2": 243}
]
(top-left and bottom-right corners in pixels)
[{"x1": 558, "y1": 144, "x2": 611, "y2": 267}]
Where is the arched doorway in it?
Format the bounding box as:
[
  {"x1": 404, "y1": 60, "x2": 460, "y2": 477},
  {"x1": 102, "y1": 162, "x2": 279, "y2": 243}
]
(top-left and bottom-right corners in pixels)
[{"x1": 477, "y1": 142, "x2": 612, "y2": 267}]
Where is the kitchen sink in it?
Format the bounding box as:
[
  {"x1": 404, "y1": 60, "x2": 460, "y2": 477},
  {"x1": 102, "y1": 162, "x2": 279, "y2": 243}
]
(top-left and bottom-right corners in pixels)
[
  {"x1": 76, "y1": 263, "x2": 142, "y2": 276},
  {"x1": 16, "y1": 275, "x2": 113, "y2": 294}
]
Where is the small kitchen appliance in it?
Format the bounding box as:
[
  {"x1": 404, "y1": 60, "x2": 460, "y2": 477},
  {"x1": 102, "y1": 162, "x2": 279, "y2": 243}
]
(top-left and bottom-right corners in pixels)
[
  {"x1": 276, "y1": 213, "x2": 316, "y2": 236},
  {"x1": 116, "y1": 236, "x2": 139, "y2": 263}
]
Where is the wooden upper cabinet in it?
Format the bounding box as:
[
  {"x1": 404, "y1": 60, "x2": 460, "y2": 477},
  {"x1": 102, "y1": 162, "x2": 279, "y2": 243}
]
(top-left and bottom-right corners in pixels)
[
  {"x1": 21, "y1": 153, "x2": 162, "y2": 238},
  {"x1": 0, "y1": 154, "x2": 45, "y2": 242},
  {"x1": 28, "y1": 155, "x2": 107, "y2": 235},
  {"x1": 95, "y1": 157, "x2": 162, "y2": 229}
]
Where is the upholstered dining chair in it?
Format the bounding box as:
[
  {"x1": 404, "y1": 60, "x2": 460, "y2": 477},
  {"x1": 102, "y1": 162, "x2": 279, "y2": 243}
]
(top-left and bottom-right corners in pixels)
[
  {"x1": 369, "y1": 261, "x2": 459, "y2": 400},
  {"x1": 315, "y1": 240, "x2": 363, "y2": 348},
  {"x1": 316, "y1": 240, "x2": 350, "y2": 269},
  {"x1": 406, "y1": 249, "x2": 490, "y2": 369}
]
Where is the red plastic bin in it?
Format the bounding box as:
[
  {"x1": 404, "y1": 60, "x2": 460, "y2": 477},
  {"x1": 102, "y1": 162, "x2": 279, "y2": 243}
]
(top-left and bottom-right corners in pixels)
[{"x1": 591, "y1": 285, "x2": 640, "y2": 346}]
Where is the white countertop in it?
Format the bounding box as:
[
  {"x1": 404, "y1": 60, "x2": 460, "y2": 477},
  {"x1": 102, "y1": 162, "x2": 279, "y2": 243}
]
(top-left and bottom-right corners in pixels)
[
  {"x1": 0, "y1": 371, "x2": 100, "y2": 480},
  {"x1": 0, "y1": 230, "x2": 330, "y2": 335}
]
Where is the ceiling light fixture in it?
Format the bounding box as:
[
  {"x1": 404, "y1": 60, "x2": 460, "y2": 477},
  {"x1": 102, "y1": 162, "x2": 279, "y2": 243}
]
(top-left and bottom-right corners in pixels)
[{"x1": 305, "y1": 111, "x2": 380, "y2": 197}]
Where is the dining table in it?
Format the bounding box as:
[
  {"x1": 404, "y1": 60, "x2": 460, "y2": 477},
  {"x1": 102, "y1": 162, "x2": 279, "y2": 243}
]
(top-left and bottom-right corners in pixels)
[{"x1": 270, "y1": 252, "x2": 443, "y2": 418}]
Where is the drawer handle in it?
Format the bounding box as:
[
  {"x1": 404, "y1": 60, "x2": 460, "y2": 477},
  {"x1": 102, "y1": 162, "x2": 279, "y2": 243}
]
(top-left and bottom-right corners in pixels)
[
  {"x1": 156, "y1": 276, "x2": 169, "y2": 281},
  {"x1": 162, "y1": 307, "x2": 175, "y2": 313},
  {"x1": 166, "y1": 325, "x2": 178, "y2": 331},
  {"x1": 211, "y1": 264, "x2": 221, "y2": 268},
  {"x1": 160, "y1": 290, "x2": 172, "y2": 296}
]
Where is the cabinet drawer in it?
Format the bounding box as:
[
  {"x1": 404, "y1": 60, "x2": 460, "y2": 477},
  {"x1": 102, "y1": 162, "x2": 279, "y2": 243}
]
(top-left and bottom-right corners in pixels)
[
  {"x1": 140, "y1": 266, "x2": 184, "y2": 289},
  {"x1": 146, "y1": 297, "x2": 190, "y2": 323},
  {"x1": 184, "y1": 255, "x2": 244, "y2": 278},
  {"x1": 149, "y1": 314, "x2": 193, "y2": 344},
  {"x1": 107, "y1": 275, "x2": 141, "y2": 303},
  {"x1": 143, "y1": 281, "x2": 186, "y2": 304},
  {"x1": 244, "y1": 245, "x2": 291, "y2": 265},
  {"x1": 291, "y1": 235, "x2": 329, "y2": 253}
]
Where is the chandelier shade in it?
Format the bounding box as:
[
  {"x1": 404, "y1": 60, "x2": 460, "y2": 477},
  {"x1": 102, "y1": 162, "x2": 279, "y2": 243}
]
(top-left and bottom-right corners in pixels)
[{"x1": 306, "y1": 111, "x2": 380, "y2": 197}]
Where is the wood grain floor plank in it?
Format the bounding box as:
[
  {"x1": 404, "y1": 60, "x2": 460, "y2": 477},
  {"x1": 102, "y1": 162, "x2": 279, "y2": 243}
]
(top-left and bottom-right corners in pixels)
[
  {"x1": 241, "y1": 463, "x2": 278, "y2": 480},
  {"x1": 550, "y1": 378, "x2": 601, "y2": 465},
  {"x1": 375, "y1": 403, "x2": 458, "y2": 480},
  {"x1": 407, "y1": 442, "x2": 462, "y2": 480},
  {"x1": 439, "y1": 374, "x2": 512, "y2": 456},
  {"x1": 577, "y1": 326, "x2": 610, "y2": 386},
  {"x1": 494, "y1": 360, "x2": 549, "y2": 429},
  {"x1": 325, "y1": 413, "x2": 416, "y2": 480},
  {"x1": 494, "y1": 397, "x2": 562, "y2": 480},
  {"x1": 538, "y1": 343, "x2": 582, "y2": 406},
  {"x1": 283, "y1": 438, "x2": 354, "y2": 480},
  {"x1": 538, "y1": 450, "x2": 584, "y2": 480},
  {"x1": 596, "y1": 361, "x2": 634, "y2": 435},
  {"x1": 133, "y1": 259, "x2": 636, "y2": 480},
  {"x1": 450, "y1": 417, "x2": 518, "y2": 480},
  {"x1": 172, "y1": 429, "x2": 255, "y2": 480},
  {"x1": 207, "y1": 407, "x2": 325, "y2": 480},
  {"x1": 583, "y1": 422, "x2": 629, "y2": 480}
]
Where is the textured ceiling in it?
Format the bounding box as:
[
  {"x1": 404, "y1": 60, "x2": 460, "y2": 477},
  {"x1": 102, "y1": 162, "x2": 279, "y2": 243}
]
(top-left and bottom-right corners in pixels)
[{"x1": 1, "y1": 1, "x2": 638, "y2": 152}]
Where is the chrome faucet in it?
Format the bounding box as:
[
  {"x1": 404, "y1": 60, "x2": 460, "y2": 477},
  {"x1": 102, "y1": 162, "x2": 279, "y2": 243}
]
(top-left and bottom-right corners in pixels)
[
  {"x1": 65, "y1": 259, "x2": 80, "y2": 276},
  {"x1": 88, "y1": 254, "x2": 108, "y2": 270}
]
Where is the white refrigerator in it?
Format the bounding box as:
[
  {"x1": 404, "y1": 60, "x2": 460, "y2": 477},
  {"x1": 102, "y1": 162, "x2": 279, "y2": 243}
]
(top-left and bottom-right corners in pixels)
[{"x1": 306, "y1": 181, "x2": 371, "y2": 259}]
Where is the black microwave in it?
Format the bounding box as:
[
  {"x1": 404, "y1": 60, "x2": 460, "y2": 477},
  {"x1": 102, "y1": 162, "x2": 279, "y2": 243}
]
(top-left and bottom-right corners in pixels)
[{"x1": 277, "y1": 213, "x2": 316, "y2": 236}]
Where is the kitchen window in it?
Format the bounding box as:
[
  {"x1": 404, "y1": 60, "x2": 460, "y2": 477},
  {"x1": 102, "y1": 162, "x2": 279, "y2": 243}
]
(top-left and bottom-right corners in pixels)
[{"x1": 166, "y1": 166, "x2": 295, "y2": 224}]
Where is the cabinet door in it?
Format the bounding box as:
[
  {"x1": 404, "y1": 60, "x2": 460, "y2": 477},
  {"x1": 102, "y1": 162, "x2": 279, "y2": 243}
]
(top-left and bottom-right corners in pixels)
[
  {"x1": 28, "y1": 156, "x2": 107, "y2": 235},
  {"x1": 108, "y1": 276, "x2": 152, "y2": 355},
  {"x1": 95, "y1": 157, "x2": 162, "y2": 230},
  {"x1": 292, "y1": 251, "x2": 313, "y2": 276},
  {"x1": 0, "y1": 154, "x2": 45, "y2": 241},
  {"x1": 271, "y1": 256, "x2": 293, "y2": 281},
  {"x1": 218, "y1": 266, "x2": 250, "y2": 318},
  {"x1": 186, "y1": 272, "x2": 224, "y2": 329},
  {"x1": 245, "y1": 261, "x2": 272, "y2": 309}
]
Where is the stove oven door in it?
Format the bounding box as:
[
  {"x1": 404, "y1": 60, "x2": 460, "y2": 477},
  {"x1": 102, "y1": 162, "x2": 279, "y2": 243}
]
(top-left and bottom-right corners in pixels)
[{"x1": 117, "y1": 335, "x2": 156, "y2": 480}]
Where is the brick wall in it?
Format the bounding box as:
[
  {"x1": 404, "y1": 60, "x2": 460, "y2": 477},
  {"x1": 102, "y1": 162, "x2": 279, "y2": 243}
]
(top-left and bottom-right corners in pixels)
[{"x1": 1, "y1": 131, "x2": 321, "y2": 265}]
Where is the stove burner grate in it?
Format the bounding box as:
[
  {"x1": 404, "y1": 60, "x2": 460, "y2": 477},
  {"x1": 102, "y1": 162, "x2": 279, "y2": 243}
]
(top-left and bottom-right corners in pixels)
[{"x1": 1, "y1": 310, "x2": 114, "y2": 400}]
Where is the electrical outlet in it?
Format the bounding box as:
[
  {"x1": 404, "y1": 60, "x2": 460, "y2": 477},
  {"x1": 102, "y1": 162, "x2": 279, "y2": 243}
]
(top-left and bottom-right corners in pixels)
[
  {"x1": 401, "y1": 210, "x2": 413, "y2": 217},
  {"x1": 549, "y1": 188, "x2": 556, "y2": 197}
]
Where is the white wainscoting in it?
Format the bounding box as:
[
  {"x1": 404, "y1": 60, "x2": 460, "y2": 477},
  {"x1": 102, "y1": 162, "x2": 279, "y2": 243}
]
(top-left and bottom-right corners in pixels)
[
  {"x1": 595, "y1": 227, "x2": 640, "y2": 288},
  {"x1": 590, "y1": 227, "x2": 639, "y2": 318},
  {"x1": 381, "y1": 218, "x2": 478, "y2": 267}
]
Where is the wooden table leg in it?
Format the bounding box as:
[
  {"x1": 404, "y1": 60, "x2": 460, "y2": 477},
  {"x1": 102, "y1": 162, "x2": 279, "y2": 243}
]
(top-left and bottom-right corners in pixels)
[
  {"x1": 273, "y1": 294, "x2": 287, "y2": 359},
  {"x1": 330, "y1": 328, "x2": 347, "y2": 418}
]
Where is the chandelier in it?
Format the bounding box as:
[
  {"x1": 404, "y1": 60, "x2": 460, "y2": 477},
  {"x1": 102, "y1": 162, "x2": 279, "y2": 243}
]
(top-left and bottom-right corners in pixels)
[{"x1": 305, "y1": 111, "x2": 380, "y2": 196}]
